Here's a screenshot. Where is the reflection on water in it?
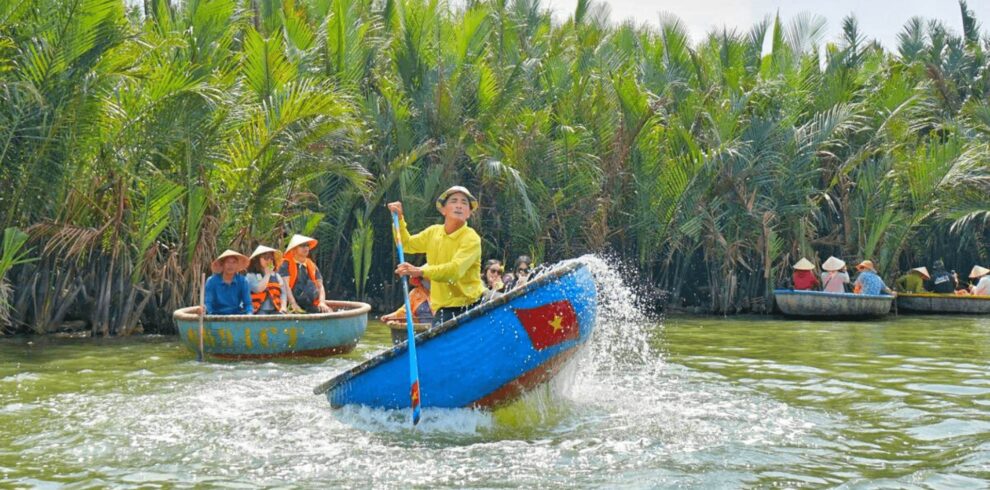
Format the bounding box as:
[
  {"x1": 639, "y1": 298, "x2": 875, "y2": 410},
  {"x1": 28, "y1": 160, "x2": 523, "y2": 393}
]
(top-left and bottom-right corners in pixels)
[{"x1": 1, "y1": 258, "x2": 989, "y2": 487}]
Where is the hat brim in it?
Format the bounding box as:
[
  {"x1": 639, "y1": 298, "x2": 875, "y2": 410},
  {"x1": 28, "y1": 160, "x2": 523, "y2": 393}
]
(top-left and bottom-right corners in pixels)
[
  {"x1": 250, "y1": 246, "x2": 281, "y2": 261},
  {"x1": 211, "y1": 255, "x2": 250, "y2": 274},
  {"x1": 285, "y1": 235, "x2": 318, "y2": 254},
  {"x1": 822, "y1": 258, "x2": 846, "y2": 271},
  {"x1": 435, "y1": 187, "x2": 479, "y2": 213}
]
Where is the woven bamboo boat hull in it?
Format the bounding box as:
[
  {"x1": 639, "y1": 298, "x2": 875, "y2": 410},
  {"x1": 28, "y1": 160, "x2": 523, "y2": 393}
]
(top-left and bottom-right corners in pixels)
[
  {"x1": 896, "y1": 293, "x2": 990, "y2": 314},
  {"x1": 774, "y1": 289, "x2": 892, "y2": 318},
  {"x1": 173, "y1": 300, "x2": 370, "y2": 359}
]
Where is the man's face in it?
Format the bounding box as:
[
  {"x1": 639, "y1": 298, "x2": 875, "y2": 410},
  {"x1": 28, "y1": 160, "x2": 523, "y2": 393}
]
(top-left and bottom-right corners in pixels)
[
  {"x1": 295, "y1": 244, "x2": 310, "y2": 258},
  {"x1": 440, "y1": 193, "x2": 472, "y2": 222},
  {"x1": 222, "y1": 256, "x2": 241, "y2": 274}
]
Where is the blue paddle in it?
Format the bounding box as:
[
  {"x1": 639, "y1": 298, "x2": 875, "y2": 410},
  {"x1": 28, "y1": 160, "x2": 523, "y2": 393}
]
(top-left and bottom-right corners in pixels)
[{"x1": 391, "y1": 211, "x2": 422, "y2": 425}]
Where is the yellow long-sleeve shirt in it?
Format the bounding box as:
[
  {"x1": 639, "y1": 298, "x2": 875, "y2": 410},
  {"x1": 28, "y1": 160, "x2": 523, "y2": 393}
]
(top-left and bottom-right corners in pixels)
[{"x1": 399, "y1": 218, "x2": 484, "y2": 309}]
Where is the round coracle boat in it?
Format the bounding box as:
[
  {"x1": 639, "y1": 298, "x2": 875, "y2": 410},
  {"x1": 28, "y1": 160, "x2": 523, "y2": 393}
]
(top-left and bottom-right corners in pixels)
[
  {"x1": 315, "y1": 260, "x2": 597, "y2": 410},
  {"x1": 896, "y1": 292, "x2": 990, "y2": 314},
  {"x1": 774, "y1": 289, "x2": 893, "y2": 319},
  {"x1": 173, "y1": 300, "x2": 370, "y2": 360}
]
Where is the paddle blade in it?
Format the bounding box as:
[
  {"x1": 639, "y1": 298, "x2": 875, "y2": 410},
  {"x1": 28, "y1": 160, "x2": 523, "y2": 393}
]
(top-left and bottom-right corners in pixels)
[{"x1": 411, "y1": 380, "x2": 421, "y2": 425}]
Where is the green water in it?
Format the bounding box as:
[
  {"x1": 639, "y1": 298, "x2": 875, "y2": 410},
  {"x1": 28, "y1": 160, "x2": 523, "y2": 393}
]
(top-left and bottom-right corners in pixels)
[{"x1": 1, "y1": 316, "x2": 989, "y2": 488}]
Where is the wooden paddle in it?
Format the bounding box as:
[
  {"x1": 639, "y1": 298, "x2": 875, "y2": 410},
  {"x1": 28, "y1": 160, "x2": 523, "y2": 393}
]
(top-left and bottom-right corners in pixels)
[
  {"x1": 392, "y1": 211, "x2": 422, "y2": 425},
  {"x1": 197, "y1": 272, "x2": 206, "y2": 362}
]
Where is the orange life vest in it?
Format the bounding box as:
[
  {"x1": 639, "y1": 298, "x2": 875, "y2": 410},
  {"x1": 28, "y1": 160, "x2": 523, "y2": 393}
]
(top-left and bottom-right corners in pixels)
[
  {"x1": 387, "y1": 286, "x2": 433, "y2": 322},
  {"x1": 251, "y1": 274, "x2": 283, "y2": 313},
  {"x1": 282, "y1": 253, "x2": 320, "y2": 306}
]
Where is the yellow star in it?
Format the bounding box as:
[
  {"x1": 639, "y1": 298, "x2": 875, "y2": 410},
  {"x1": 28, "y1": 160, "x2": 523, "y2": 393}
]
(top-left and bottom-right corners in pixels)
[{"x1": 548, "y1": 315, "x2": 564, "y2": 333}]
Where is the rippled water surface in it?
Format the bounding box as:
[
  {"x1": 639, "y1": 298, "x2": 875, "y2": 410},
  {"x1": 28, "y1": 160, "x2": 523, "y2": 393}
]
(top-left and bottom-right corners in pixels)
[{"x1": 2, "y1": 294, "x2": 990, "y2": 487}]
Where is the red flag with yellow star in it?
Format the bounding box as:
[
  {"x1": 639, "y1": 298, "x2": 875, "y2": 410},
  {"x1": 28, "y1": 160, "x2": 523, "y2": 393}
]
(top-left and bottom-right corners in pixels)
[{"x1": 514, "y1": 300, "x2": 579, "y2": 350}]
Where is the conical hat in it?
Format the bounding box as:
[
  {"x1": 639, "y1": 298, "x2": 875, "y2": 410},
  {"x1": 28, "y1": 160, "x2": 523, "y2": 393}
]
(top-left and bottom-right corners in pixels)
[
  {"x1": 249, "y1": 245, "x2": 281, "y2": 262},
  {"x1": 856, "y1": 260, "x2": 875, "y2": 271},
  {"x1": 792, "y1": 257, "x2": 815, "y2": 270},
  {"x1": 211, "y1": 249, "x2": 249, "y2": 273},
  {"x1": 822, "y1": 256, "x2": 845, "y2": 271},
  {"x1": 969, "y1": 265, "x2": 990, "y2": 279},
  {"x1": 285, "y1": 234, "x2": 318, "y2": 254},
  {"x1": 911, "y1": 266, "x2": 930, "y2": 279}
]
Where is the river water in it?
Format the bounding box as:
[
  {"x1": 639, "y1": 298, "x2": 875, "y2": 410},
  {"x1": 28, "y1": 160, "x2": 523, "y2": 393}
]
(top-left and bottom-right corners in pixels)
[{"x1": 2, "y1": 263, "x2": 989, "y2": 488}]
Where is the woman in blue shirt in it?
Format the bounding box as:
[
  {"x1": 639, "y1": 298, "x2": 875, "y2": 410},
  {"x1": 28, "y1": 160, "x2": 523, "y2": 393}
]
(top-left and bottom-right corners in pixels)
[
  {"x1": 853, "y1": 260, "x2": 894, "y2": 296},
  {"x1": 204, "y1": 250, "x2": 252, "y2": 315}
]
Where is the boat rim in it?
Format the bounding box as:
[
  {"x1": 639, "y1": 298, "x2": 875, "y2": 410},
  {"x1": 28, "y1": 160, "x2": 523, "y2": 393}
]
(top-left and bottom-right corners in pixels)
[
  {"x1": 896, "y1": 292, "x2": 990, "y2": 301},
  {"x1": 173, "y1": 300, "x2": 371, "y2": 322},
  {"x1": 773, "y1": 289, "x2": 893, "y2": 300}
]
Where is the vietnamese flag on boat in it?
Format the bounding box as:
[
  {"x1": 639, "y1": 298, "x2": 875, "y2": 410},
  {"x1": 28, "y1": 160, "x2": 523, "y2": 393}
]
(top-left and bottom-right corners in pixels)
[{"x1": 514, "y1": 300, "x2": 579, "y2": 350}]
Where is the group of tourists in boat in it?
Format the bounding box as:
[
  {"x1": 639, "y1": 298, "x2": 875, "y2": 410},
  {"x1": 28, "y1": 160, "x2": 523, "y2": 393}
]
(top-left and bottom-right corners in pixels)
[
  {"x1": 202, "y1": 185, "x2": 533, "y2": 324},
  {"x1": 788, "y1": 256, "x2": 894, "y2": 296},
  {"x1": 891, "y1": 259, "x2": 990, "y2": 296},
  {"x1": 203, "y1": 234, "x2": 331, "y2": 316},
  {"x1": 788, "y1": 256, "x2": 990, "y2": 297}
]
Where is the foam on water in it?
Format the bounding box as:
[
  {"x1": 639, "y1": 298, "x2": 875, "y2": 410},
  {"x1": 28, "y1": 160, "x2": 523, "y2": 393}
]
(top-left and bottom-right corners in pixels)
[
  {"x1": 334, "y1": 405, "x2": 494, "y2": 434},
  {"x1": 1, "y1": 372, "x2": 40, "y2": 383}
]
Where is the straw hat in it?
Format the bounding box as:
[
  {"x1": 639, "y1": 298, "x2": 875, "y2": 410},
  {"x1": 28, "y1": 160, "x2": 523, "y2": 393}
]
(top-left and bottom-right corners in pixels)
[
  {"x1": 792, "y1": 257, "x2": 815, "y2": 270},
  {"x1": 822, "y1": 256, "x2": 845, "y2": 271},
  {"x1": 211, "y1": 250, "x2": 249, "y2": 273},
  {"x1": 285, "y1": 234, "x2": 318, "y2": 254},
  {"x1": 969, "y1": 265, "x2": 990, "y2": 279},
  {"x1": 856, "y1": 260, "x2": 875, "y2": 271},
  {"x1": 910, "y1": 266, "x2": 931, "y2": 279},
  {"x1": 249, "y1": 245, "x2": 281, "y2": 263},
  {"x1": 435, "y1": 185, "x2": 479, "y2": 212}
]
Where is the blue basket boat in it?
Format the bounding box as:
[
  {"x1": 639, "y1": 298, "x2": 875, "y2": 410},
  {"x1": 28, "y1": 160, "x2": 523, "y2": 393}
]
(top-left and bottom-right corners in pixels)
[
  {"x1": 313, "y1": 261, "x2": 598, "y2": 410},
  {"x1": 774, "y1": 289, "x2": 892, "y2": 319},
  {"x1": 173, "y1": 300, "x2": 370, "y2": 360}
]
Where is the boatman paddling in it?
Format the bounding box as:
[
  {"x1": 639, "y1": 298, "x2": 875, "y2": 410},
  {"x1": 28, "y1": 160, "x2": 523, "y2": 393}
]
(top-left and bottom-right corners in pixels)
[{"x1": 387, "y1": 186, "x2": 485, "y2": 327}]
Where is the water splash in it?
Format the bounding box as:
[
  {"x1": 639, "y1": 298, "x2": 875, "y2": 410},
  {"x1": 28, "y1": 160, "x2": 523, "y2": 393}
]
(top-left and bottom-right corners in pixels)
[
  {"x1": 535, "y1": 252, "x2": 663, "y2": 380},
  {"x1": 572, "y1": 253, "x2": 663, "y2": 372},
  {"x1": 327, "y1": 253, "x2": 661, "y2": 432}
]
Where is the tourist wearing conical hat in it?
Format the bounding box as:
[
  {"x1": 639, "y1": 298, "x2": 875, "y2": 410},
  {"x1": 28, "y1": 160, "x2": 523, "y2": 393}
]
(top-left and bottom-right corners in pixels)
[
  {"x1": 278, "y1": 234, "x2": 331, "y2": 313},
  {"x1": 820, "y1": 256, "x2": 850, "y2": 293},
  {"x1": 791, "y1": 257, "x2": 819, "y2": 291},
  {"x1": 246, "y1": 245, "x2": 300, "y2": 314},
  {"x1": 894, "y1": 266, "x2": 930, "y2": 293},
  {"x1": 204, "y1": 250, "x2": 252, "y2": 315},
  {"x1": 853, "y1": 260, "x2": 893, "y2": 296},
  {"x1": 967, "y1": 265, "x2": 990, "y2": 296},
  {"x1": 387, "y1": 185, "x2": 486, "y2": 327}
]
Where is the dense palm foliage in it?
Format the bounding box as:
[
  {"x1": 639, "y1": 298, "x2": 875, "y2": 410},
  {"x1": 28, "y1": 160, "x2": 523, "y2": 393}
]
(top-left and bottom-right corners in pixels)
[{"x1": 3, "y1": 0, "x2": 990, "y2": 333}]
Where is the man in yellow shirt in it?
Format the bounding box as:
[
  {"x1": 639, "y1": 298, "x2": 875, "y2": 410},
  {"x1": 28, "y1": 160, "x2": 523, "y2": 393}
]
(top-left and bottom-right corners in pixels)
[{"x1": 387, "y1": 186, "x2": 485, "y2": 327}]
